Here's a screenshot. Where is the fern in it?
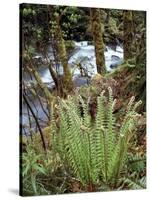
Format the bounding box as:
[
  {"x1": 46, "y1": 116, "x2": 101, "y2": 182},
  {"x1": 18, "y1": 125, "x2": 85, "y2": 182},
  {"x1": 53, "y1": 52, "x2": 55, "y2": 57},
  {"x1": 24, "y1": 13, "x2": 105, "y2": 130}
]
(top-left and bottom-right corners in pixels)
[
  {"x1": 94, "y1": 91, "x2": 107, "y2": 181},
  {"x1": 122, "y1": 176, "x2": 146, "y2": 189},
  {"x1": 106, "y1": 88, "x2": 116, "y2": 161},
  {"x1": 127, "y1": 153, "x2": 146, "y2": 173},
  {"x1": 107, "y1": 96, "x2": 142, "y2": 186},
  {"x1": 52, "y1": 88, "x2": 142, "y2": 188}
]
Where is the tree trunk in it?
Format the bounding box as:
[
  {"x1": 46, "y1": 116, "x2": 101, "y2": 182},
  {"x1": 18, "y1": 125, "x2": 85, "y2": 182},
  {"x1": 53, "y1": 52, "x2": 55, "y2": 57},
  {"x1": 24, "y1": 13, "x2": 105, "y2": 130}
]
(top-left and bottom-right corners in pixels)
[
  {"x1": 90, "y1": 8, "x2": 105, "y2": 75},
  {"x1": 54, "y1": 15, "x2": 74, "y2": 93},
  {"x1": 135, "y1": 11, "x2": 146, "y2": 66},
  {"x1": 46, "y1": 6, "x2": 63, "y2": 95},
  {"x1": 44, "y1": 53, "x2": 60, "y2": 92},
  {"x1": 123, "y1": 11, "x2": 134, "y2": 60},
  {"x1": 136, "y1": 30, "x2": 146, "y2": 66}
]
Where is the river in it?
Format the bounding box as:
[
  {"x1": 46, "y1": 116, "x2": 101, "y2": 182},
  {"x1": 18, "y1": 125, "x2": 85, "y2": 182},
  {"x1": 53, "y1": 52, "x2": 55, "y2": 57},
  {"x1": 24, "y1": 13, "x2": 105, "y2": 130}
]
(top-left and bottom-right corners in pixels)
[{"x1": 22, "y1": 41, "x2": 123, "y2": 135}]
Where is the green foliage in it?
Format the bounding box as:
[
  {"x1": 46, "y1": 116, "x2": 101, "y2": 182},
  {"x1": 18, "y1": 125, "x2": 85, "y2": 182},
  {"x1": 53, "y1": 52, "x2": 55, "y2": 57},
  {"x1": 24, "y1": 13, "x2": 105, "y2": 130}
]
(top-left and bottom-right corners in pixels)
[
  {"x1": 127, "y1": 153, "x2": 146, "y2": 174},
  {"x1": 122, "y1": 176, "x2": 146, "y2": 189},
  {"x1": 22, "y1": 146, "x2": 47, "y2": 177},
  {"x1": 52, "y1": 87, "x2": 142, "y2": 188},
  {"x1": 22, "y1": 145, "x2": 47, "y2": 195},
  {"x1": 24, "y1": 45, "x2": 36, "y2": 57},
  {"x1": 21, "y1": 4, "x2": 146, "y2": 194},
  {"x1": 65, "y1": 40, "x2": 75, "y2": 56},
  {"x1": 117, "y1": 152, "x2": 146, "y2": 190},
  {"x1": 23, "y1": 8, "x2": 36, "y2": 16},
  {"x1": 21, "y1": 144, "x2": 67, "y2": 196},
  {"x1": 108, "y1": 17, "x2": 118, "y2": 34}
]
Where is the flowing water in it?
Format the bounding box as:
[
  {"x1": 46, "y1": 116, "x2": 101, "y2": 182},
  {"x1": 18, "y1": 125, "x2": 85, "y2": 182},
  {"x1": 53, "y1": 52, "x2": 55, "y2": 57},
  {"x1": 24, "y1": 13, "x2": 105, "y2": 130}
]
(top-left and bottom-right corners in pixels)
[{"x1": 22, "y1": 41, "x2": 123, "y2": 134}]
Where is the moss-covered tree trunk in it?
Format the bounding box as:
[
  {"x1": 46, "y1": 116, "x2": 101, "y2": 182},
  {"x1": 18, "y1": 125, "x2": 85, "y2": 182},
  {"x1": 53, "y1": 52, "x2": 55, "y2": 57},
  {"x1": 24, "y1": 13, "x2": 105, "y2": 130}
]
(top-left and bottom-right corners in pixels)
[
  {"x1": 54, "y1": 15, "x2": 74, "y2": 93},
  {"x1": 47, "y1": 58, "x2": 64, "y2": 96},
  {"x1": 136, "y1": 31, "x2": 146, "y2": 66},
  {"x1": 135, "y1": 11, "x2": 146, "y2": 66},
  {"x1": 90, "y1": 8, "x2": 105, "y2": 75},
  {"x1": 123, "y1": 11, "x2": 134, "y2": 60},
  {"x1": 47, "y1": 6, "x2": 63, "y2": 96}
]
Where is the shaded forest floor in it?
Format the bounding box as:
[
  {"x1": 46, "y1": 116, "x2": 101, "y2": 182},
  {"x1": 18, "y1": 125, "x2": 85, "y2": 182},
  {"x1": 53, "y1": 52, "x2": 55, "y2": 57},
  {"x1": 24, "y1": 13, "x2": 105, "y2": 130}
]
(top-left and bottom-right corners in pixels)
[{"x1": 21, "y1": 62, "x2": 146, "y2": 196}]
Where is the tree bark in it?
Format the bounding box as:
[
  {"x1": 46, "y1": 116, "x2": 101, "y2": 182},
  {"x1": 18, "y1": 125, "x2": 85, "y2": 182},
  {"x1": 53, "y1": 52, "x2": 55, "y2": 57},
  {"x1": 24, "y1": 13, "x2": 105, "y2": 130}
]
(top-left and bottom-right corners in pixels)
[
  {"x1": 54, "y1": 15, "x2": 74, "y2": 93},
  {"x1": 123, "y1": 11, "x2": 134, "y2": 60},
  {"x1": 90, "y1": 8, "x2": 105, "y2": 75},
  {"x1": 136, "y1": 30, "x2": 146, "y2": 66}
]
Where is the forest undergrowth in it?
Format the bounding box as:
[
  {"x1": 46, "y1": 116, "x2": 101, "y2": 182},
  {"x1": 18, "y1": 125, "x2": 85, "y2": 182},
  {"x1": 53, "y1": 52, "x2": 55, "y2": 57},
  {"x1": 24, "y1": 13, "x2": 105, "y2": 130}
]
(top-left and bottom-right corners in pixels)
[{"x1": 20, "y1": 4, "x2": 146, "y2": 196}]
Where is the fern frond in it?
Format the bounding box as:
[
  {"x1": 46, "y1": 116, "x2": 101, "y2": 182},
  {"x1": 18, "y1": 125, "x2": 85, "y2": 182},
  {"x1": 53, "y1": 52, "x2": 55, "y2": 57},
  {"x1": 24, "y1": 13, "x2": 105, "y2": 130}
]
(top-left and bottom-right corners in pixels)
[
  {"x1": 61, "y1": 99, "x2": 91, "y2": 184},
  {"x1": 122, "y1": 176, "x2": 146, "y2": 189},
  {"x1": 51, "y1": 88, "x2": 143, "y2": 188},
  {"x1": 127, "y1": 153, "x2": 146, "y2": 173},
  {"x1": 94, "y1": 91, "x2": 106, "y2": 176},
  {"x1": 106, "y1": 87, "x2": 116, "y2": 163},
  {"x1": 126, "y1": 96, "x2": 135, "y2": 113},
  {"x1": 107, "y1": 133, "x2": 128, "y2": 186}
]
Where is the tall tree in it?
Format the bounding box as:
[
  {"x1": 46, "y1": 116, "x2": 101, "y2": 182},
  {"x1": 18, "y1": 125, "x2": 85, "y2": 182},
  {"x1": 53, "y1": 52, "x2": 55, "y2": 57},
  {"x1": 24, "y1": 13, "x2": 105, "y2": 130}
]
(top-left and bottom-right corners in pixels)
[
  {"x1": 136, "y1": 29, "x2": 146, "y2": 66},
  {"x1": 123, "y1": 10, "x2": 134, "y2": 60},
  {"x1": 90, "y1": 8, "x2": 105, "y2": 74},
  {"x1": 135, "y1": 11, "x2": 146, "y2": 66},
  {"x1": 53, "y1": 10, "x2": 74, "y2": 93}
]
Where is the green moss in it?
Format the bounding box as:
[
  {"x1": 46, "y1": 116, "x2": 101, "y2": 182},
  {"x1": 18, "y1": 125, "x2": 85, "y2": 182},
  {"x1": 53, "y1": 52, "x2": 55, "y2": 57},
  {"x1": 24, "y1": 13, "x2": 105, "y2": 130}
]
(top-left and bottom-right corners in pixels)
[
  {"x1": 123, "y1": 11, "x2": 134, "y2": 60},
  {"x1": 91, "y1": 8, "x2": 105, "y2": 74},
  {"x1": 108, "y1": 17, "x2": 118, "y2": 34},
  {"x1": 54, "y1": 15, "x2": 74, "y2": 92}
]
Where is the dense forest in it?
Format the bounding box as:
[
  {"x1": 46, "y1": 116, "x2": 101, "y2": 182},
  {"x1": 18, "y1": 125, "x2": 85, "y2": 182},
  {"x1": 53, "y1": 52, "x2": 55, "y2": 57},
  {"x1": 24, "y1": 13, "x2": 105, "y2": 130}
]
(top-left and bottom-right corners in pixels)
[{"x1": 20, "y1": 4, "x2": 146, "y2": 196}]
